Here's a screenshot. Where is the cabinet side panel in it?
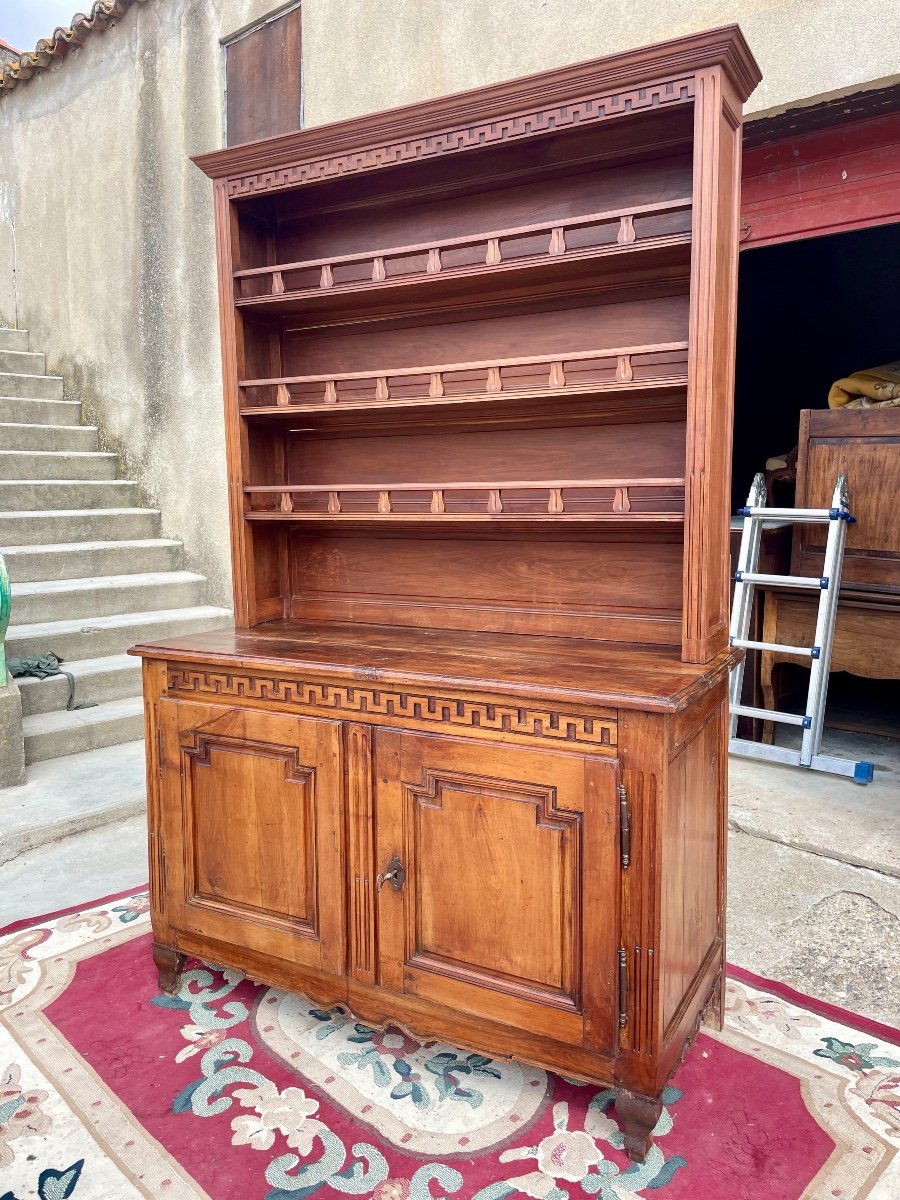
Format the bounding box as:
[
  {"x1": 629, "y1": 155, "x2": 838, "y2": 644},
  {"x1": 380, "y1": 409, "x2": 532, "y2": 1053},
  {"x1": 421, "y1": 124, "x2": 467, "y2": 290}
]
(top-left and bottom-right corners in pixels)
[
  {"x1": 142, "y1": 658, "x2": 170, "y2": 944},
  {"x1": 658, "y1": 695, "x2": 726, "y2": 1041},
  {"x1": 214, "y1": 181, "x2": 254, "y2": 625},
  {"x1": 683, "y1": 69, "x2": 743, "y2": 662}
]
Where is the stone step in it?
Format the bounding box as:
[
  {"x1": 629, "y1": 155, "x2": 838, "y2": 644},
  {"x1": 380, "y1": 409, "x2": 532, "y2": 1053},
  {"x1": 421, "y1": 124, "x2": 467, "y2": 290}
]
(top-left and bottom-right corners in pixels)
[
  {"x1": 23, "y1": 696, "x2": 146, "y2": 763},
  {"x1": 3, "y1": 537, "x2": 183, "y2": 582},
  {"x1": 16, "y1": 653, "x2": 143, "y2": 716},
  {"x1": 0, "y1": 740, "x2": 146, "y2": 867},
  {"x1": 0, "y1": 507, "x2": 162, "y2": 546},
  {"x1": 10, "y1": 570, "x2": 207, "y2": 624},
  {"x1": 0, "y1": 350, "x2": 45, "y2": 374},
  {"x1": 0, "y1": 422, "x2": 100, "y2": 451},
  {"x1": 0, "y1": 396, "x2": 82, "y2": 425},
  {"x1": 6, "y1": 604, "x2": 233, "y2": 661},
  {"x1": 0, "y1": 328, "x2": 29, "y2": 352},
  {"x1": 0, "y1": 371, "x2": 64, "y2": 399},
  {"x1": 0, "y1": 479, "x2": 139, "y2": 510},
  {"x1": 0, "y1": 449, "x2": 118, "y2": 480}
]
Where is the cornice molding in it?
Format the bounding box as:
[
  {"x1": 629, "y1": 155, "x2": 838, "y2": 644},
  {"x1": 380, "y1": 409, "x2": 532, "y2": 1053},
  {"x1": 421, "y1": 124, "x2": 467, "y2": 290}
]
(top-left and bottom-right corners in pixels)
[{"x1": 194, "y1": 25, "x2": 761, "y2": 185}]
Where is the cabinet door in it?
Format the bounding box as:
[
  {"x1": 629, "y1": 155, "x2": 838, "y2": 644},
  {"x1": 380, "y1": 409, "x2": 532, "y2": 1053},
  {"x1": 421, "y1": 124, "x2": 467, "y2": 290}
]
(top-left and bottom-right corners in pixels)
[
  {"x1": 375, "y1": 731, "x2": 619, "y2": 1050},
  {"x1": 158, "y1": 698, "x2": 345, "y2": 975}
]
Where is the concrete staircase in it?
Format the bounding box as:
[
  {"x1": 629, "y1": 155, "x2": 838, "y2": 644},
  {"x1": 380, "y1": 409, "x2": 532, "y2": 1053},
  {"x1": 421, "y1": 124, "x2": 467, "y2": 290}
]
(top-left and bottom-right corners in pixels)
[{"x1": 0, "y1": 326, "x2": 232, "y2": 764}]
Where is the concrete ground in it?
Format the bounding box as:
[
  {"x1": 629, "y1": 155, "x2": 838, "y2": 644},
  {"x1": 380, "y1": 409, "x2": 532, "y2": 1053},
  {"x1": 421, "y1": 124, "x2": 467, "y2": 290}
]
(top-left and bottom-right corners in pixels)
[{"x1": 1, "y1": 731, "x2": 898, "y2": 1027}]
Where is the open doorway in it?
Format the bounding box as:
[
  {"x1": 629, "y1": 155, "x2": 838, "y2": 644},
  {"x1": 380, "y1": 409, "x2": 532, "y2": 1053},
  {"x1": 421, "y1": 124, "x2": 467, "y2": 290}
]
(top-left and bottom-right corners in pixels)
[{"x1": 732, "y1": 221, "x2": 900, "y2": 738}]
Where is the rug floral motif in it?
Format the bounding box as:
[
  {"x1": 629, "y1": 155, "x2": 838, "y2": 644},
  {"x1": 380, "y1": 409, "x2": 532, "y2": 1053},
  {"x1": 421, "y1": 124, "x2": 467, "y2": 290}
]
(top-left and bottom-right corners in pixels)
[{"x1": 1, "y1": 890, "x2": 898, "y2": 1200}]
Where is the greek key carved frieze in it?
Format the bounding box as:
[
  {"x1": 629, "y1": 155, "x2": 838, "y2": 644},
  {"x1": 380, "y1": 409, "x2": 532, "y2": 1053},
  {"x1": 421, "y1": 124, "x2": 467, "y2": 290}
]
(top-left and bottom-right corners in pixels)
[
  {"x1": 166, "y1": 667, "x2": 616, "y2": 750},
  {"x1": 226, "y1": 79, "x2": 695, "y2": 198}
]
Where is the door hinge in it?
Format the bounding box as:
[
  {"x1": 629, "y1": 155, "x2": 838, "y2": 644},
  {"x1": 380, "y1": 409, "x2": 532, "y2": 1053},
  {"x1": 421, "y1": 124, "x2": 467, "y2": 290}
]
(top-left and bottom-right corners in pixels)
[
  {"x1": 617, "y1": 783, "x2": 631, "y2": 869},
  {"x1": 618, "y1": 946, "x2": 628, "y2": 1027}
]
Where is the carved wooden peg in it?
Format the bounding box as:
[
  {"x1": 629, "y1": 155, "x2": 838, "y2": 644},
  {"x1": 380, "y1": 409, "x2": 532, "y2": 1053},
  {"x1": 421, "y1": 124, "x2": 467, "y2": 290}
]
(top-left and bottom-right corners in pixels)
[
  {"x1": 485, "y1": 237, "x2": 502, "y2": 265},
  {"x1": 487, "y1": 489, "x2": 503, "y2": 514},
  {"x1": 324, "y1": 379, "x2": 338, "y2": 404},
  {"x1": 549, "y1": 227, "x2": 566, "y2": 256},
  {"x1": 375, "y1": 376, "x2": 390, "y2": 400},
  {"x1": 548, "y1": 361, "x2": 566, "y2": 388},
  {"x1": 428, "y1": 372, "x2": 444, "y2": 397},
  {"x1": 548, "y1": 488, "x2": 565, "y2": 513},
  {"x1": 613, "y1": 487, "x2": 631, "y2": 513},
  {"x1": 431, "y1": 489, "x2": 445, "y2": 514},
  {"x1": 328, "y1": 491, "x2": 342, "y2": 514},
  {"x1": 617, "y1": 215, "x2": 636, "y2": 244},
  {"x1": 372, "y1": 256, "x2": 386, "y2": 282},
  {"x1": 616, "y1": 355, "x2": 634, "y2": 383},
  {"x1": 280, "y1": 490, "x2": 295, "y2": 513},
  {"x1": 276, "y1": 383, "x2": 292, "y2": 407},
  {"x1": 319, "y1": 263, "x2": 334, "y2": 289},
  {"x1": 427, "y1": 247, "x2": 442, "y2": 273},
  {"x1": 486, "y1": 367, "x2": 502, "y2": 392},
  {"x1": 272, "y1": 270, "x2": 286, "y2": 294},
  {"x1": 378, "y1": 490, "x2": 392, "y2": 513}
]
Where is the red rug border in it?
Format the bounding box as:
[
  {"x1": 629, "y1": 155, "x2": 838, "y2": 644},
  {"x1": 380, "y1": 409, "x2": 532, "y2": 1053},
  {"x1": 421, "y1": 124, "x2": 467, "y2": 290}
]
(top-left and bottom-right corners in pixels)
[
  {"x1": 727, "y1": 963, "x2": 900, "y2": 1047},
  {"x1": 4, "y1": 885, "x2": 898, "y2": 1048},
  {"x1": 0, "y1": 883, "x2": 147, "y2": 936}
]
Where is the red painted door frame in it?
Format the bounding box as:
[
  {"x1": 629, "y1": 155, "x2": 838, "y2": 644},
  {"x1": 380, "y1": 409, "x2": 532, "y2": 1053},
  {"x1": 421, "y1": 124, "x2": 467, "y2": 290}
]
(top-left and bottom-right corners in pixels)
[{"x1": 740, "y1": 111, "x2": 900, "y2": 249}]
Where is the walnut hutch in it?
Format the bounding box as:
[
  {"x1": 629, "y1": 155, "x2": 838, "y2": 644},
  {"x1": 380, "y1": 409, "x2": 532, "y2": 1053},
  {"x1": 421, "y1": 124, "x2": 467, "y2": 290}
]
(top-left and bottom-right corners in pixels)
[{"x1": 132, "y1": 27, "x2": 761, "y2": 1161}]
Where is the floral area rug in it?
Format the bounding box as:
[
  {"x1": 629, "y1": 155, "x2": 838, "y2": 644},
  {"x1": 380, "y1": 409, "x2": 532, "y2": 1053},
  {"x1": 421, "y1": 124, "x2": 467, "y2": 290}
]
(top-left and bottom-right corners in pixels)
[{"x1": 1, "y1": 889, "x2": 898, "y2": 1200}]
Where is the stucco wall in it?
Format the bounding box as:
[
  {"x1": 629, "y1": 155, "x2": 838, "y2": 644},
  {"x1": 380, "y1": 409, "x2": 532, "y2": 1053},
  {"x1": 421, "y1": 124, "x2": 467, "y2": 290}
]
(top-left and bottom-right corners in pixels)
[
  {"x1": 0, "y1": 0, "x2": 897, "y2": 606},
  {"x1": 0, "y1": 0, "x2": 277, "y2": 605}
]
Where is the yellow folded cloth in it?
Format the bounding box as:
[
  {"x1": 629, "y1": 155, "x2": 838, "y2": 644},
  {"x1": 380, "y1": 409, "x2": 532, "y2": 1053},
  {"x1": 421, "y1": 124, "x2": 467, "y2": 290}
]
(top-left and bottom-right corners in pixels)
[{"x1": 828, "y1": 362, "x2": 900, "y2": 408}]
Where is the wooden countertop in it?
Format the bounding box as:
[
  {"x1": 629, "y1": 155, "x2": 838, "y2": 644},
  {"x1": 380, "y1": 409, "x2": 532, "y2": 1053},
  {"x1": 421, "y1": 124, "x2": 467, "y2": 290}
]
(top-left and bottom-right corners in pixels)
[{"x1": 130, "y1": 620, "x2": 739, "y2": 713}]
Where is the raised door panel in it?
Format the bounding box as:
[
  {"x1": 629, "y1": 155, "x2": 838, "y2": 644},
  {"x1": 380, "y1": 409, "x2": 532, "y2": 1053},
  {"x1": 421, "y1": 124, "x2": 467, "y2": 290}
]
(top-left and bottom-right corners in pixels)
[
  {"x1": 158, "y1": 698, "x2": 344, "y2": 974},
  {"x1": 793, "y1": 409, "x2": 900, "y2": 592},
  {"x1": 375, "y1": 731, "x2": 619, "y2": 1049}
]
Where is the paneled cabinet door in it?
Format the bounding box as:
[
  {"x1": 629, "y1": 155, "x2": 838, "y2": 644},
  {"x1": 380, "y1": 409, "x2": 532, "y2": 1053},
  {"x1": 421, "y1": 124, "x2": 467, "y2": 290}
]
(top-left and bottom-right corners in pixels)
[
  {"x1": 374, "y1": 731, "x2": 620, "y2": 1051},
  {"x1": 157, "y1": 699, "x2": 345, "y2": 975}
]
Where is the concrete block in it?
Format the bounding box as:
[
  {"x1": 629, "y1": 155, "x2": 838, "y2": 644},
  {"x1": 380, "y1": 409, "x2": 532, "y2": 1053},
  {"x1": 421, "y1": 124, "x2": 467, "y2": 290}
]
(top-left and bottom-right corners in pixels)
[
  {"x1": 6, "y1": 603, "x2": 233, "y2": 661},
  {"x1": 0, "y1": 397, "x2": 82, "y2": 426},
  {"x1": 16, "y1": 653, "x2": 143, "y2": 716},
  {"x1": 23, "y1": 696, "x2": 145, "y2": 762},
  {"x1": 0, "y1": 422, "x2": 100, "y2": 451},
  {"x1": 0, "y1": 508, "x2": 162, "y2": 546},
  {"x1": 0, "y1": 350, "x2": 45, "y2": 374},
  {"x1": 3, "y1": 538, "x2": 183, "y2": 583},
  {"x1": 0, "y1": 449, "x2": 118, "y2": 480},
  {"x1": 0, "y1": 371, "x2": 63, "y2": 399},
  {"x1": 0, "y1": 479, "x2": 139, "y2": 510},
  {"x1": 10, "y1": 570, "x2": 206, "y2": 624},
  {"x1": 0, "y1": 329, "x2": 29, "y2": 353},
  {"x1": 0, "y1": 676, "x2": 26, "y2": 787},
  {"x1": 0, "y1": 740, "x2": 146, "y2": 868}
]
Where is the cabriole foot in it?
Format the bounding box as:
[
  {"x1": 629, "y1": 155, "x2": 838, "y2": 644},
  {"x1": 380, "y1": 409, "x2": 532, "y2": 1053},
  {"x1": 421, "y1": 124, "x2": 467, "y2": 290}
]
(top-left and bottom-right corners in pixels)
[{"x1": 615, "y1": 1090, "x2": 662, "y2": 1163}]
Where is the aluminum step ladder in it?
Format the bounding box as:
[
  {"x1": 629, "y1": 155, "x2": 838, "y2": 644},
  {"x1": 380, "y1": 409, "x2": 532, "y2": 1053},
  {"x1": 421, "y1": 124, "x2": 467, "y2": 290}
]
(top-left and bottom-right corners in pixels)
[{"x1": 728, "y1": 472, "x2": 874, "y2": 784}]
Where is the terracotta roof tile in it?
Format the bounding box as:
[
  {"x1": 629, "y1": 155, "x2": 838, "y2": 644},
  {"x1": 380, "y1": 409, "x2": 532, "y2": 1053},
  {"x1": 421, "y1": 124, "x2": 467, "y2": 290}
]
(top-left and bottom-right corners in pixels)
[{"x1": 0, "y1": 0, "x2": 151, "y2": 95}]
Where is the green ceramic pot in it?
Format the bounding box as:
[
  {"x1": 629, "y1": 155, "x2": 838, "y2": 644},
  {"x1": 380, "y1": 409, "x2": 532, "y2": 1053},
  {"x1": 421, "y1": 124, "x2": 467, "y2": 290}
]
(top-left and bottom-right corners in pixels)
[{"x1": 0, "y1": 551, "x2": 10, "y2": 686}]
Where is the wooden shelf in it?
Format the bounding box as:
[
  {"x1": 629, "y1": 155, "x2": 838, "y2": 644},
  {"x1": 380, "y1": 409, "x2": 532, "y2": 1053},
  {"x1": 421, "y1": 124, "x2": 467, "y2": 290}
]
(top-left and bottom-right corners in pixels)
[
  {"x1": 243, "y1": 477, "x2": 685, "y2": 523},
  {"x1": 239, "y1": 341, "x2": 689, "y2": 413},
  {"x1": 233, "y1": 199, "x2": 692, "y2": 320}
]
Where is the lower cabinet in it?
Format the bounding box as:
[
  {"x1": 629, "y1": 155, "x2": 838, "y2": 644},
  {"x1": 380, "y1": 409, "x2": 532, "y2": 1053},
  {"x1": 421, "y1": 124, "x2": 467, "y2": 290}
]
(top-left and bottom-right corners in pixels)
[
  {"x1": 155, "y1": 702, "x2": 617, "y2": 1053},
  {"x1": 145, "y1": 672, "x2": 728, "y2": 1164}
]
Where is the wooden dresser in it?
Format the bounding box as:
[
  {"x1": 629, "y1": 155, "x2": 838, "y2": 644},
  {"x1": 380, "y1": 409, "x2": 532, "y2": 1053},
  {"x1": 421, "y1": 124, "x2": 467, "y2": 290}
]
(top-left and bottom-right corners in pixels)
[
  {"x1": 131, "y1": 27, "x2": 759, "y2": 1162},
  {"x1": 760, "y1": 407, "x2": 900, "y2": 732}
]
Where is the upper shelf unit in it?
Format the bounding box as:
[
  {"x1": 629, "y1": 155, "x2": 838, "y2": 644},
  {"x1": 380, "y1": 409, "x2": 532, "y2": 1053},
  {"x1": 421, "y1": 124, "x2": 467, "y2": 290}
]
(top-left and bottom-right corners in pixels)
[{"x1": 232, "y1": 197, "x2": 692, "y2": 322}]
